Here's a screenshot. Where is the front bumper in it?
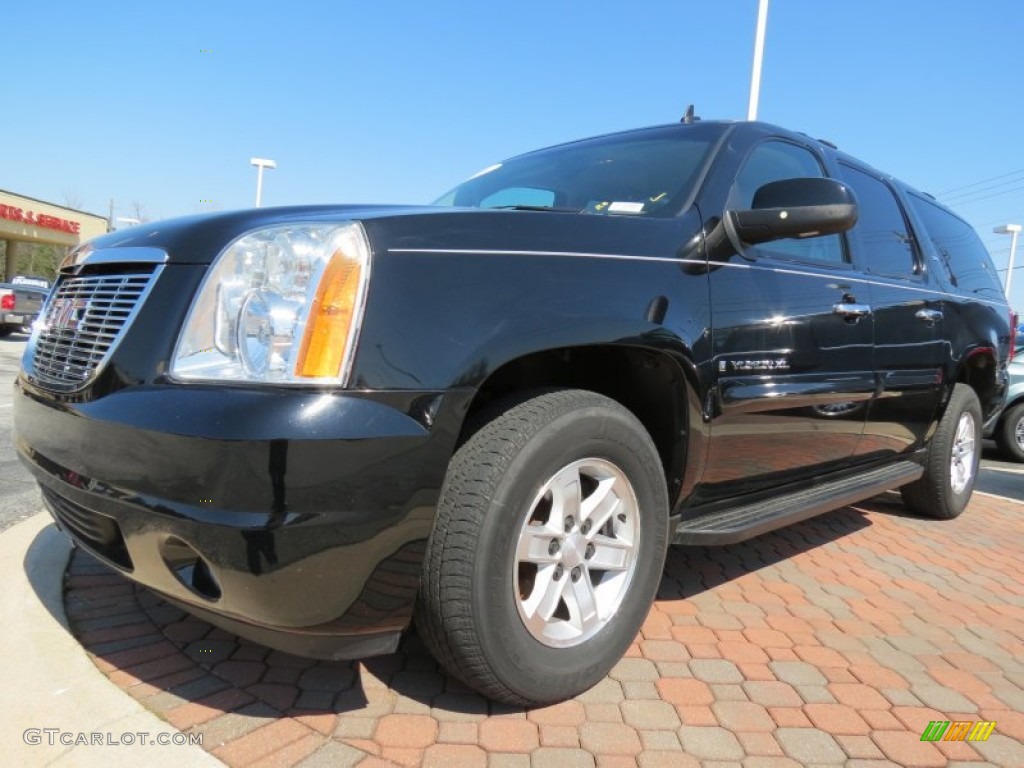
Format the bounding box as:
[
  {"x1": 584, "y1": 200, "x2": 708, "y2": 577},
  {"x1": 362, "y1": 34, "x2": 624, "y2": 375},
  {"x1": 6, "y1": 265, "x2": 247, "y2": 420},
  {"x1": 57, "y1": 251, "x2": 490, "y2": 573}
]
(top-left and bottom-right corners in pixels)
[{"x1": 14, "y1": 377, "x2": 464, "y2": 659}]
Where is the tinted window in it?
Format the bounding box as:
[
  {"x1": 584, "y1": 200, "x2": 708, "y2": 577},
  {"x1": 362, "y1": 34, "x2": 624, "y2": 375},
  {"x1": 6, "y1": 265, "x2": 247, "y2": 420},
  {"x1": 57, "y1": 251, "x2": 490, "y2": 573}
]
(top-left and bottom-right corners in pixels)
[
  {"x1": 907, "y1": 193, "x2": 1004, "y2": 299},
  {"x1": 729, "y1": 141, "x2": 844, "y2": 265},
  {"x1": 435, "y1": 125, "x2": 722, "y2": 218},
  {"x1": 839, "y1": 165, "x2": 917, "y2": 277}
]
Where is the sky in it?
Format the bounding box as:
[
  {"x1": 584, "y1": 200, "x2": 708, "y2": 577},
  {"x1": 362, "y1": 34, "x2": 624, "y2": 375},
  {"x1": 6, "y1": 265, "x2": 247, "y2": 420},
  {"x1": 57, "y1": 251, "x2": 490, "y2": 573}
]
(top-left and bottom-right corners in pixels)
[{"x1": 5, "y1": 0, "x2": 1024, "y2": 308}]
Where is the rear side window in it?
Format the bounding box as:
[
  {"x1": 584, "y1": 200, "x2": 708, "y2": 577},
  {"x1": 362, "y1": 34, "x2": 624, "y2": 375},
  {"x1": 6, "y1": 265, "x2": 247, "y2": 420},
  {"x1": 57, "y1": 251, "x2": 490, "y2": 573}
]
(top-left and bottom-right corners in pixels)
[
  {"x1": 838, "y1": 164, "x2": 918, "y2": 278},
  {"x1": 907, "y1": 193, "x2": 1004, "y2": 299}
]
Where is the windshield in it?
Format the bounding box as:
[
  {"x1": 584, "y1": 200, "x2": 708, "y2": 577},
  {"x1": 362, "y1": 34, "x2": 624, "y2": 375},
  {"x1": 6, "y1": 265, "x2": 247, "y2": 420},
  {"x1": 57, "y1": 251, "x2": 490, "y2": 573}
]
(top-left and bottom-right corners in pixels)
[{"x1": 433, "y1": 124, "x2": 723, "y2": 218}]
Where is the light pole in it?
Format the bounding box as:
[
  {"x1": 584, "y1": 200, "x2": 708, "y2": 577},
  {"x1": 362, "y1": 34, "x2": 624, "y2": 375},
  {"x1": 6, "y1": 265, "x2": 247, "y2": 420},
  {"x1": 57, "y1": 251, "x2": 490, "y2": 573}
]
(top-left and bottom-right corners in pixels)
[
  {"x1": 994, "y1": 224, "x2": 1022, "y2": 300},
  {"x1": 250, "y1": 157, "x2": 277, "y2": 207},
  {"x1": 747, "y1": 0, "x2": 770, "y2": 120}
]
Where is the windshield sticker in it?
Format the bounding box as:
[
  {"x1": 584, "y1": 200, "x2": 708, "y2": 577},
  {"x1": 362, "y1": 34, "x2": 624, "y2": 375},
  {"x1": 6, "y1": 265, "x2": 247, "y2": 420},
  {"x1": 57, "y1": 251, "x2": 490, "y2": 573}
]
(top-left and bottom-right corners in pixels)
[{"x1": 608, "y1": 201, "x2": 645, "y2": 214}]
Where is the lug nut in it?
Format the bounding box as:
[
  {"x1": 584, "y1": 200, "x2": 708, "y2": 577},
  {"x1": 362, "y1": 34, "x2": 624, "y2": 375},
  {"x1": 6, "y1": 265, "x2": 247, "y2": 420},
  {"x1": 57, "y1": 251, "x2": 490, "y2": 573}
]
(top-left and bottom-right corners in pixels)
[
  {"x1": 581, "y1": 520, "x2": 591, "y2": 535},
  {"x1": 564, "y1": 516, "x2": 575, "y2": 532},
  {"x1": 617, "y1": 513, "x2": 627, "y2": 523},
  {"x1": 571, "y1": 566, "x2": 582, "y2": 582},
  {"x1": 548, "y1": 539, "x2": 560, "y2": 556},
  {"x1": 553, "y1": 564, "x2": 564, "y2": 580},
  {"x1": 585, "y1": 543, "x2": 595, "y2": 559}
]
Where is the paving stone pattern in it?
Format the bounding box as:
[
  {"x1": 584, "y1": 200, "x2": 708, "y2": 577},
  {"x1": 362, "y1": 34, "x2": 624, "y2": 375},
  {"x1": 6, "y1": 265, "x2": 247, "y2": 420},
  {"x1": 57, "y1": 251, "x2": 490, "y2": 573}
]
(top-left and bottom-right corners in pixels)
[{"x1": 64, "y1": 493, "x2": 1024, "y2": 767}]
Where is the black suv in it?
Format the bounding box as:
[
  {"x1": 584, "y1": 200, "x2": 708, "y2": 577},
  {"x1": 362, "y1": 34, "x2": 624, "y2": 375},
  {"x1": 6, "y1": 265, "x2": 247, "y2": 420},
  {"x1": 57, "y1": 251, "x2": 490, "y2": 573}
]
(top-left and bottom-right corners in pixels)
[{"x1": 14, "y1": 119, "x2": 1013, "y2": 705}]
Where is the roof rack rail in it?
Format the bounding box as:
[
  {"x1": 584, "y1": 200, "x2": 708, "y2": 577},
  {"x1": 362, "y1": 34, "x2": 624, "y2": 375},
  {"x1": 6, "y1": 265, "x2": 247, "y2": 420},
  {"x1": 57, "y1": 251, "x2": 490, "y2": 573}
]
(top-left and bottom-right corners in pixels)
[{"x1": 818, "y1": 137, "x2": 838, "y2": 149}]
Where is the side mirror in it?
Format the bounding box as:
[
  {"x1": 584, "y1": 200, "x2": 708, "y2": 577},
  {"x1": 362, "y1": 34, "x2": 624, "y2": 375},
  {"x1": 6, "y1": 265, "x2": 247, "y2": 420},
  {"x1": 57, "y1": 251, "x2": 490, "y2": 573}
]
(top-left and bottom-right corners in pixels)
[{"x1": 728, "y1": 177, "x2": 858, "y2": 245}]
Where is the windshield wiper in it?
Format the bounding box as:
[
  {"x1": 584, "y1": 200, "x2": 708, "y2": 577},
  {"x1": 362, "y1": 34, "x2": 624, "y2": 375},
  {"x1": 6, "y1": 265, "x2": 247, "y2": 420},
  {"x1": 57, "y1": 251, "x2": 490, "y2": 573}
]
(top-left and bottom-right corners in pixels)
[{"x1": 490, "y1": 205, "x2": 582, "y2": 213}]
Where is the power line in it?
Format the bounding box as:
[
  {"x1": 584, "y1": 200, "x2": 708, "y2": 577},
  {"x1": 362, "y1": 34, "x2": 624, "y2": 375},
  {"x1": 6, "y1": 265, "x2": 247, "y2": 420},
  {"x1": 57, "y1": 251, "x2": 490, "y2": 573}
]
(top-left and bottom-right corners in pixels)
[
  {"x1": 943, "y1": 183, "x2": 1024, "y2": 207},
  {"x1": 975, "y1": 214, "x2": 1024, "y2": 230},
  {"x1": 936, "y1": 167, "x2": 1024, "y2": 196},
  {"x1": 958, "y1": 216, "x2": 1022, "y2": 241},
  {"x1": 943, "y1": 176, "x2": 1024, "y2": 204}
]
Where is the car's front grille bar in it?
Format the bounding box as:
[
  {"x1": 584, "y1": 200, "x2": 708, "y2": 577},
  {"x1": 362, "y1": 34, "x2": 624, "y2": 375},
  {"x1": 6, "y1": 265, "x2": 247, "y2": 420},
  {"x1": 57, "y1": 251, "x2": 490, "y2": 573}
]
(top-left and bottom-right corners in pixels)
[{"x1": 25, "y1": 267, "x2": 159, "y2": 392}]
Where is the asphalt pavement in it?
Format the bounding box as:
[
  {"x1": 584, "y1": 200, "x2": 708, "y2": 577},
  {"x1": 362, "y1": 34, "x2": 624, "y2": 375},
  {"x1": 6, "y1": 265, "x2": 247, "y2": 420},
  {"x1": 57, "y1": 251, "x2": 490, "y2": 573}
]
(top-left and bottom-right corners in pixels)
[
  {"x1": 0, "y1": 333, "x2": 42, "y2": 532},
  {"x1": 978, "y1": 444, "x2": 1024, "y2": 501}
]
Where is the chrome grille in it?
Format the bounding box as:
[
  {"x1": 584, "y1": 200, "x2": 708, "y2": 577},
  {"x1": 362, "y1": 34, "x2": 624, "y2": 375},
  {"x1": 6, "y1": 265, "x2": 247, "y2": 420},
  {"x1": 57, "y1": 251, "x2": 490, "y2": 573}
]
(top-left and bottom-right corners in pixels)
[{"x1": 27, "y1": 268, "x2": 156, "y2": 391}]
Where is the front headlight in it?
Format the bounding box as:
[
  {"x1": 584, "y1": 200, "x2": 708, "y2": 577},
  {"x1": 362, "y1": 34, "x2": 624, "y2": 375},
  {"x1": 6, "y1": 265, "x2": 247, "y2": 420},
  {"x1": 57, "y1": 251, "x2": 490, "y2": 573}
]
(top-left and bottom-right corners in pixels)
[{"x1": 170, "y1": 222, "x2": 371, "y2": 385}]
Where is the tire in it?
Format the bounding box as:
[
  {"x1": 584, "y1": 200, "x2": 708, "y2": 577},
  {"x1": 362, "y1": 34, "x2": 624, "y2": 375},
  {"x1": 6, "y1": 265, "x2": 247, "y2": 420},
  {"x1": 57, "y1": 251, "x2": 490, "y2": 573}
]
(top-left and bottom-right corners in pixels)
[
  {"x1": 416, "y1": 388, "x2": 669, "y2": 705},
  {"x1": 995, "y1": 402, "x2": 1024, "y2": 463},
  {"x1": 0, "y1": 326, "x2": 12, "y2": 338},
  {"x1": 901, "y1": 383, "x2": 982, "y2": 519}
]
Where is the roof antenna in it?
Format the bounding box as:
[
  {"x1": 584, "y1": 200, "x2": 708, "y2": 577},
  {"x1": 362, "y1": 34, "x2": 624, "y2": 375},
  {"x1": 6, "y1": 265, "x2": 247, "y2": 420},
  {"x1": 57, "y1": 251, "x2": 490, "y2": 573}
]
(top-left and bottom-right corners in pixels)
[{"x1": 681, "y1": 104, "x2": 700, "y2": 124}]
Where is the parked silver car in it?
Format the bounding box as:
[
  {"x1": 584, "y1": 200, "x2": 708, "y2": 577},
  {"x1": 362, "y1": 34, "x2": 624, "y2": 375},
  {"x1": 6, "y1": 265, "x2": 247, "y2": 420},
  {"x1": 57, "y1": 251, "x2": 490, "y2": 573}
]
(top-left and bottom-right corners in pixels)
[{"x1": 988, "y1": 348, "x2": 1024, "y2": 461}]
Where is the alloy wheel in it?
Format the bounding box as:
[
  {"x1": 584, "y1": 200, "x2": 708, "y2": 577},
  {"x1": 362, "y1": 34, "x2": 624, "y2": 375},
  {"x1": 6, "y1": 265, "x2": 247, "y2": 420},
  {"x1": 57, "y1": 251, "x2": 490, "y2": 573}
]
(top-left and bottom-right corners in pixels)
[
  {"x1": 513, "y1": 458, "x2": 640, "y2": 648},
  {"x1": 950, "y1": 412, "x2": 976, "y2": 494}
]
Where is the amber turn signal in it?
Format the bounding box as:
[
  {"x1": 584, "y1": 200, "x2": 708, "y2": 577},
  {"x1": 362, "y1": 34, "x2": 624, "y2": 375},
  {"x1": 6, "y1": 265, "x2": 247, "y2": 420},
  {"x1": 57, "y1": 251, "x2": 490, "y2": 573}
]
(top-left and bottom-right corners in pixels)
[{"x1": 295, "y1": 251, "x2": 363, "y2": 378}]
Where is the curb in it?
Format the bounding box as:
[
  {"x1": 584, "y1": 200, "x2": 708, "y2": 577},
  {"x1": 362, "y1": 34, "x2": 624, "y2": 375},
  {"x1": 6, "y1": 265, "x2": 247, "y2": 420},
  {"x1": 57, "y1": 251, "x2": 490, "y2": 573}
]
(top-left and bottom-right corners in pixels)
[{"x1": 0, "y1": 513, "x2": 223, "y2": 768}]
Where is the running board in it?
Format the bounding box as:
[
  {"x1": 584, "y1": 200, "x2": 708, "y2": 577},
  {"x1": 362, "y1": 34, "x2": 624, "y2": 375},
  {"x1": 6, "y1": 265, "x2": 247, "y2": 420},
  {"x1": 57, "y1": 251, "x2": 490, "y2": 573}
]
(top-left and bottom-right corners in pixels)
[{"x1": 673, "y1": 461, "x2": 923, "y2": 546}]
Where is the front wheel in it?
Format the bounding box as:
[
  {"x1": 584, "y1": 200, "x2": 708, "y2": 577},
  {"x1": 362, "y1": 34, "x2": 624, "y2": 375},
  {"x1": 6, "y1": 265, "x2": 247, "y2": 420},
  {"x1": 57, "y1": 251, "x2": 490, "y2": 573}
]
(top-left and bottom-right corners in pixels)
[
  {"x1": 416, "y1": 389, "x2": 669, "y2": 705},
  {"x1": 901, "y1": 383, "x2": 982, "y2": 519},
  {"x1": 995, "y1": 402, "x2": 1024, "y2": 463}
]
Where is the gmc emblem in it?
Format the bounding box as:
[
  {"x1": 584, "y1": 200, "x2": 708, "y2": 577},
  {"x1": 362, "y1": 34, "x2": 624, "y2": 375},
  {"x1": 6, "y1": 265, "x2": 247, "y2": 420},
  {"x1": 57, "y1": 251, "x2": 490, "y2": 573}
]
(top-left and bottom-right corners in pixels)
[{"x1": 50, "y1": 298, "x2": 89, "y2": 332}]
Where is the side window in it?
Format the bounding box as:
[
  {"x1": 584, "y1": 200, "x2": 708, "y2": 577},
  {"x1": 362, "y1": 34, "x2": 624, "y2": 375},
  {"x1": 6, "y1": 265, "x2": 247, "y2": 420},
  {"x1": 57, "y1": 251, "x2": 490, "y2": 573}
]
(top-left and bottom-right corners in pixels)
[
  {"x1": 838, "y1": 165, "x2": 918, "y2": 278},
  {"x1": 906, "y1": 194, "x2": 1004, "y2": 299},
  {"x1": 729, "y1": 141, "x2": 845, "y2": 265}
]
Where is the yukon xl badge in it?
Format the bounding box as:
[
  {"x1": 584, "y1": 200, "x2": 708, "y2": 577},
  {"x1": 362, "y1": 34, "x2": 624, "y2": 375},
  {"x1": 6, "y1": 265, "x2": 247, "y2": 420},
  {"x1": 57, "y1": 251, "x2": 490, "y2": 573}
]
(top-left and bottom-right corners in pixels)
[{"x1": 719, "y1": 358, "x2": 791, "y2": 373}]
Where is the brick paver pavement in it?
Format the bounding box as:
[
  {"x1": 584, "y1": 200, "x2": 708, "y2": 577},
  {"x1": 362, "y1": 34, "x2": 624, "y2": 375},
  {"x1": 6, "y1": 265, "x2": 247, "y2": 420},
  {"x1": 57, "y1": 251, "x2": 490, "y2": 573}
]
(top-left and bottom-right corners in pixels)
[{"x1": 64, "y1": 492, "x2": 1024, "y2": 767}]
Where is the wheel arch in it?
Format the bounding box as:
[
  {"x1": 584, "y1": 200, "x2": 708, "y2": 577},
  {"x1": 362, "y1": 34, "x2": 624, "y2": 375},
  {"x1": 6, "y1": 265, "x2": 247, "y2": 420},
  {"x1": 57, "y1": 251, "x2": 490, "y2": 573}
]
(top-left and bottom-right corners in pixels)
[
  {"x1": 999, "y1": 393, "x2": 1024, "y2": 418},
  {"x1": 956, "y1": 349, "x2": 1002, "y2": 421},
  {"x1": 454, "y1": 343, "x2": 705, "y2": 510}
]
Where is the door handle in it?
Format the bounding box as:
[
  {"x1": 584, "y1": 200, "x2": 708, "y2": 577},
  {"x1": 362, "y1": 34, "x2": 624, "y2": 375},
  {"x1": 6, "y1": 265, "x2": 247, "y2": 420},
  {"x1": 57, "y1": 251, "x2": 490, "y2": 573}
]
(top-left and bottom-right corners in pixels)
[
  {"x1": 833, "y1": 302, "x2": 872, "y2": 318},
  {"x1": 915, "y1": 308, "x2": 943, "y2": 325}
]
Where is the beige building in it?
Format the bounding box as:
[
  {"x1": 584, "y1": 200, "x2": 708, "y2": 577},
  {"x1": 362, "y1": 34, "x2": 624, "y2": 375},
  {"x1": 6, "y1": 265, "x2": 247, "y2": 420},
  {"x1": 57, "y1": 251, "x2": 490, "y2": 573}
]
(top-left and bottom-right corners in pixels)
[{"x1": 0, "y1": 189, "x2": 109, "y2": 280}]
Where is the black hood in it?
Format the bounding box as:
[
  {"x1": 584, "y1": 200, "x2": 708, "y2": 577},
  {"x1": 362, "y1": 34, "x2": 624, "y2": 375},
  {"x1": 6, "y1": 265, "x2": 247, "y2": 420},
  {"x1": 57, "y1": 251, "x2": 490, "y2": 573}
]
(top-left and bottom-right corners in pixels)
[{"x1": 84, "y1": 205, "x2": 439, "y2": 264}]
